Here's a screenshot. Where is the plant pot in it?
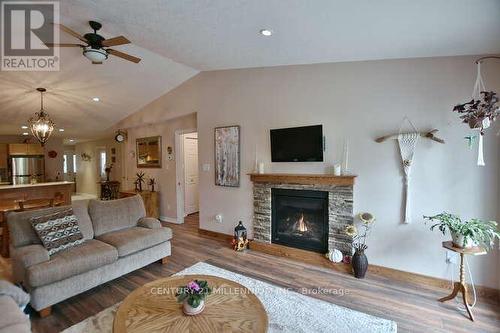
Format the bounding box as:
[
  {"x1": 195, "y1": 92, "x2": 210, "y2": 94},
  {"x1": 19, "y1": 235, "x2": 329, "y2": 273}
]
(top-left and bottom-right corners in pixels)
[
  {"x1": 451, "y1": 231, "x2": 475, "y2": 249},
  {"x1": 183, "y1": 299, "x2": 205, "y2": 316},
  {"x1": 468, "y1": 117, "x2": 484, "y2": 130},
  {"x1": 351, "y1": 249, "x2": 368, "y2": 279}
]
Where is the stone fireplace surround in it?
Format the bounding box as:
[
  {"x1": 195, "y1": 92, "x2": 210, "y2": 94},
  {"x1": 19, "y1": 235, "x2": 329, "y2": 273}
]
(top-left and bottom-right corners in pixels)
[{"x1": 250, "y1": 174, "x2": 355, "y2": 255}]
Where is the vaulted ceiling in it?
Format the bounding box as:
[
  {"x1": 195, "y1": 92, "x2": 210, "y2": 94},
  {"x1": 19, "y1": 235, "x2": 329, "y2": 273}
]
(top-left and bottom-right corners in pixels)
[{"x1": 1, "y1": 0, "x2": 499, "y2": 139}]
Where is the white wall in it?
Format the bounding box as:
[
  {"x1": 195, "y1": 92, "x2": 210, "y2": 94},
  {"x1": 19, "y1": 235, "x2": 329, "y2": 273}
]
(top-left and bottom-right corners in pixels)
[{"x1": 118, "y1": 55, "x2": 500, "y2": 289}]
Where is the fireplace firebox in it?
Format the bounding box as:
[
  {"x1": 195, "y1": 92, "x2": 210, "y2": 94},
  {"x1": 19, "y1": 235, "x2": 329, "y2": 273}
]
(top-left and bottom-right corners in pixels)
[{"x1": 271, "y1": 188, "x2": 329, "y2": 253}]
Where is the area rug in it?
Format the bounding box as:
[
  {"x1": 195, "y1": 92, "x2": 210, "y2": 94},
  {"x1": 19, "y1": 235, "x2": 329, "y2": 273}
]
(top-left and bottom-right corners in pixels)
[{"x1": 62, "y1": 262, "x2": 397, "y2": 333}]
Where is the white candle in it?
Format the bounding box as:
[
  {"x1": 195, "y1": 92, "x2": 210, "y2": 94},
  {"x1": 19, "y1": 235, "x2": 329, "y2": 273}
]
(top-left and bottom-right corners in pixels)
[
  {"x1": 333, "y1": 164, "x2": 341, "y2": 176},
  {"x1": 258, "y1": 162, "x2": 265, "y2": 174}
]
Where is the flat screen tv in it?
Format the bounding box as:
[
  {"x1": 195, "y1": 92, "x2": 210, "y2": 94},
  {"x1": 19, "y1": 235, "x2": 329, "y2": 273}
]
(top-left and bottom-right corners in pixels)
[{"x1": 270, "y1": 125, "x2": 324, "y2": 162}]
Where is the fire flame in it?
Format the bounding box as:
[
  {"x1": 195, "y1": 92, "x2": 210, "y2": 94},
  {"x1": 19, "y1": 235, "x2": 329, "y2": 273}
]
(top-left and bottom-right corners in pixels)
[{"x1": 297, "y1": 213, "x2": 308, "y2": 232}]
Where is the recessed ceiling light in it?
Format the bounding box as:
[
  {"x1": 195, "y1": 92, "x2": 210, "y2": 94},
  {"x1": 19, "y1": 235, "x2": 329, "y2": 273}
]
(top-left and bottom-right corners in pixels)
[
  {"x1": 92, "y1": 97, "x2": 100, "y2": 102},
  {"x1": 59, "y1": 128, "x2": 65, "y2": 132},
  {"x1": 259, "y1": 29, "x2": 273, "y2": 36},
  {"x1": 22, "y1": 132, "x2": 29, "y2": 136},
  {"x1": 21, "y1": 125, "x2": 28, "y2": 129}
]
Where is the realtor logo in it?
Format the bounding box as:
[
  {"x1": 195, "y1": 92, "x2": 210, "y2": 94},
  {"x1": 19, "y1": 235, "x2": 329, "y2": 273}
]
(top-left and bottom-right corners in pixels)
[{"x1": 1, "y1": 1, "x2": 59, "y2": 71}]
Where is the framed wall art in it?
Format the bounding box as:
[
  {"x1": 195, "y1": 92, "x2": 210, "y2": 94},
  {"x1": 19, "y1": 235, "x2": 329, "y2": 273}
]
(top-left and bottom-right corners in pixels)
[{"x1": 214, "y1": 125, "x2": 240, "y2": 187}]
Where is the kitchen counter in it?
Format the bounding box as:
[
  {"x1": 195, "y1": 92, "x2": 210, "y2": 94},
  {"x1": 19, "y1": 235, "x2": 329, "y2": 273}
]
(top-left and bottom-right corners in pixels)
[
  {"x1": 0, "y1": 181, "x2": 74, "y2": 190},
  {"x1": 0, "y1": 181, "x2": 73, "y2": 208}
]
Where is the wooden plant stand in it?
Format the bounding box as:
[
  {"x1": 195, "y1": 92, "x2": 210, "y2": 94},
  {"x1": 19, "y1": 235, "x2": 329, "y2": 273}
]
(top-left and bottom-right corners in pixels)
[{"x1": 438, "y1": 241, "x2": 486, "y2": 321}]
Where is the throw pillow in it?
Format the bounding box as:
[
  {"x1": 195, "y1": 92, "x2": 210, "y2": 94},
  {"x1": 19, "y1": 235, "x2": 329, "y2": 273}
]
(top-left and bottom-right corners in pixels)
[{"x1": 30, "y1": 208, "x2": 84, "y2": 256}]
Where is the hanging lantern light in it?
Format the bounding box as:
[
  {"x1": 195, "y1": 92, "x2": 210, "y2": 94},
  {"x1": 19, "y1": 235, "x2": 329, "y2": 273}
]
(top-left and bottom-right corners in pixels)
[{"x1": 29, "y1": 88, "x2": 55, "y2": 146}]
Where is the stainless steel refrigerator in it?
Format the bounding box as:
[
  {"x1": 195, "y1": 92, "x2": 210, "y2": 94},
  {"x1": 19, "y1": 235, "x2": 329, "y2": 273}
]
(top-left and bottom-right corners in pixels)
[{"x1": 11, "y1": 156, "x2": 45, "y2": 185}]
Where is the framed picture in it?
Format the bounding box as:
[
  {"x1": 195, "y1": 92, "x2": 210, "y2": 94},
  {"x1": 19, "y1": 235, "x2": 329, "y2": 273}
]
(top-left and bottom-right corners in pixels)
[
  {"x1": 214, "y1": 125, "x2": 240, "y2": 187},
  {"x1": 136, "y1": 136, "x2": 162, "y2": 168}
]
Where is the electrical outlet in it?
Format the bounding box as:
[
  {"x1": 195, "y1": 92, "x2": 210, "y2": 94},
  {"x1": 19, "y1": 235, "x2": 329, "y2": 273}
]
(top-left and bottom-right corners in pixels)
[
  {"x1": 446, "y1": 250, "x2": 458, "y2": 264},
  {"x1": 215, "y1": 214, "x2": 223, "y2": 223}
]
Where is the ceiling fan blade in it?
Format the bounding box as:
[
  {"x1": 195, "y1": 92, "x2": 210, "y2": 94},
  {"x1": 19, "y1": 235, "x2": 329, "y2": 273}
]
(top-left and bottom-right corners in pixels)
[
  {"x1": 45, "y1": 43, "x2": 84, "y2": 47},
  {"x1": 102, "y1": 36, "x2": 130, "y2": 47},
  {"x1": 92, "y1": 61, "x2": 103, "y2": 65},
  {"x1": 107, "y1": 49, "x2": 141, "y2": 63},
  {"x1": 55, "y1": 23, "x2": 87, "y2": 43}
]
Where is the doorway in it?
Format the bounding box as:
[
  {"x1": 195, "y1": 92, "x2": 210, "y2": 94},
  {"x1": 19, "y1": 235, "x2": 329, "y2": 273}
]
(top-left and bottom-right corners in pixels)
[
  {"x1": 175, "y1": 129, "x2": 198, "y2": 224},
  {"x1": 63, "y1": 151, "x2": 77, "y2": 192}
]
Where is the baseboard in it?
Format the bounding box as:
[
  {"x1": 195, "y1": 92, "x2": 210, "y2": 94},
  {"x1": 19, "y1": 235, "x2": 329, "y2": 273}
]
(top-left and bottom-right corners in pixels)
[
  {"x1": 198, "y1": 229, "x2": 500, "y2": 304},
  {"x1": 160, "y1": 216, "x2": 181, "y2": 224},
  {"x1": 198, "y1": 228, "x2": 234, "y2": 242}
]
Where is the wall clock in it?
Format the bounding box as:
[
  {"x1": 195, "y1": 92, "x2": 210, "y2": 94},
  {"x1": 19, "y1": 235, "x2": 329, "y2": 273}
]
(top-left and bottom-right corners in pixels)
[{"x1": 115, "y1": 130, "x2": 126, "y2": 143}]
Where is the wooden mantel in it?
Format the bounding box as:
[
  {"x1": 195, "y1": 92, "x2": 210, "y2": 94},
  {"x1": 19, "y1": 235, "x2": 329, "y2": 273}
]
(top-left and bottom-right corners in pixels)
[{"x1": 248, "y1": 173, "x2": 356, "y2": 186}]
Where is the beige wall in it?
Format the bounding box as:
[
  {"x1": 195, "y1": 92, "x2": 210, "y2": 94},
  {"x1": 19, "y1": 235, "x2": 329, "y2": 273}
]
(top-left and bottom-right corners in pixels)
[
  {"x1": 118, "y1": 55, "x2": 500, "y2": 289},
  {"x1": 122, "y1": 113, "x2": 197, "y2": 220},
  {"x1": 75, "y1": 139, "x2": 122, "y2": 196}
]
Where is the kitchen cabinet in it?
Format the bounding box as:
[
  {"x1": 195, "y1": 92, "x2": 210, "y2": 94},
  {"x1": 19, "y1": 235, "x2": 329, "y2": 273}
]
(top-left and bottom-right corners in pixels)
[
  {"x1": 0, "y1": 144, "x2": 7, "y2": 169},
  {"x1": 27, "y1": 144, "x2": 44, "y2": 155},
  {"x1": 8, "y1": 144, "x2": 44, "y2": 156},
  {"x1": 8, "y1": 144, "x2": 28, "y2": 155}
]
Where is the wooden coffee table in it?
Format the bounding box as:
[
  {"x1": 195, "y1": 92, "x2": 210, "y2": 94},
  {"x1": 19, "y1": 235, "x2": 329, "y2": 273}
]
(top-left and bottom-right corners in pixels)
[{"x1": 113, "y1": 274, "x2": 268, "y2": 333}]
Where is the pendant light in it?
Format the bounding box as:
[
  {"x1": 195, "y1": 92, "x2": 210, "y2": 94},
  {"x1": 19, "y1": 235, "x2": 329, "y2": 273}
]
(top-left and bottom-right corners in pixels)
[{"x1": 29, "y1": 88, "x2": 55, "y2": 146}]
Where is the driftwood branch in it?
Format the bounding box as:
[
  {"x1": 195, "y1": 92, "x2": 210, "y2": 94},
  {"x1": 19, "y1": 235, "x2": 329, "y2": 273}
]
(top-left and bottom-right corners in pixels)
[{"x1": 375, "y1": 129, "x2": 445, "y2": 144}]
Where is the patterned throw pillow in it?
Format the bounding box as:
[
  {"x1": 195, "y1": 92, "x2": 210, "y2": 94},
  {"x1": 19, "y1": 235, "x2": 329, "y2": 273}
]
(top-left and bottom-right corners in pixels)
[{"x1": 30, "y1": 208, "x2": 84, "y2": 256}]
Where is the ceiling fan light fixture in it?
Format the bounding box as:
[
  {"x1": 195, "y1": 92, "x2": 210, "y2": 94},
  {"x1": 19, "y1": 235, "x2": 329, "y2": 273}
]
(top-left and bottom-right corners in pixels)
[{"x1": 82, "y1": 47, "x2": 108, "y2": 63}]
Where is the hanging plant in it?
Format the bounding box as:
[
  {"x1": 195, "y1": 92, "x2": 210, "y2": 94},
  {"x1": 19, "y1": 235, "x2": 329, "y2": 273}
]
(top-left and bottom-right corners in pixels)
[{"x1": 452, "y1": 91, "x2": 499, "y2": 134}]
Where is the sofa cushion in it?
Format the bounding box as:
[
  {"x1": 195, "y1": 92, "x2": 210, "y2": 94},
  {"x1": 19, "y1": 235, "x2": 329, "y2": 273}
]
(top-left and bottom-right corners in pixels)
[
  {"x1": 0, "y1": 296, "x2": 31, "y2": 333},
  {"x1": 97, "y1": 226, "x2": 172, "y2": 257},
  {"x1": 0, "y1": 281, "x2": 30, "y2": 307},
  {"x1": 137, "y1": 217, "x2": 161, "y2": 229},
  {"x1": 8, "y1": 202, "x2": 94, "y2": 248},
  {"x1": 89, "y1": 195, "x2": 146, "y2": 237},
  {"x1": 30, "y1": 208, "x2": 84, "y2": 256},
  {"x1": 26, "y1": 239, "x2": 118, "y2": 288}
]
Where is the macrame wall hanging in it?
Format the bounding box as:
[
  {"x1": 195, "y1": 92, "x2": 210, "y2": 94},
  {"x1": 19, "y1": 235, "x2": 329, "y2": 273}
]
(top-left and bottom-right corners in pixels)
[
  {"x1": 452, "y1": 56, "x2": 500, "y2": 166},
  {"x1": 375, "y1": 118, "x2": 445, "y2": 224}
]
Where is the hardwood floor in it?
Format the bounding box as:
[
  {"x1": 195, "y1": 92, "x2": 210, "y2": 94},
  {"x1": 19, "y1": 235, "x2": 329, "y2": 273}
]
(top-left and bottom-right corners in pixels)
[{"x1": 21, "y1": 214, "x2": 499, "y2": 332}]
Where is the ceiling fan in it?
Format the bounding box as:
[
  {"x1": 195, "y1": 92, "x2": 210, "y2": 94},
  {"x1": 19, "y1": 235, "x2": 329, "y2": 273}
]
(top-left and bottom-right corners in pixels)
[{"x1": 45, "y1": 20, "x2": 141, "y2": 64}]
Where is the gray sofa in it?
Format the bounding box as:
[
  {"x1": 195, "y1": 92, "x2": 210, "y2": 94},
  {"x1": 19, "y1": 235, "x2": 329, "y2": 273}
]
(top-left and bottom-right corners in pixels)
[
  {"x1": 0, "y1": 280, "x2": 30, "y2": 333},
  {"x1": 7, "y1": 195, "x2": 172, "y2": 316}
]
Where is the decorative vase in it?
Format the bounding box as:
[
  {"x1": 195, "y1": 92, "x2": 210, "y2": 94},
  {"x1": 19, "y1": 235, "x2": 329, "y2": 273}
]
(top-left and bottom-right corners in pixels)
[
  {"x1": 451, "y1": 231, "x2": 475, "y2": 249},
  {"x1": 183, "y1": 299, "x2": 205, "y2": 316},
  {"x1": 352, "y1": 249, "x2": 368, "y2": 279}
]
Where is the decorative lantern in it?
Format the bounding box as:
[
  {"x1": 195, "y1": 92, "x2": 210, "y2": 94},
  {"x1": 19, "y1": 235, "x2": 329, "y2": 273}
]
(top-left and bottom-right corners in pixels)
[
  {"x1": 29, "y1": 88, "x2": 55, "y2": 146},
  {"x1": 232, "y1": 221, "x2": 248, "y2": 251}
]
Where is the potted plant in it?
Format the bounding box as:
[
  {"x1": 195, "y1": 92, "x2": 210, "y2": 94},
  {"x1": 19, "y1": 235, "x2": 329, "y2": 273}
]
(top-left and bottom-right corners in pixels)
[
  {"x1": 345, "y1": 212, "x2": 375, "y2": 279},
  {"x1": 176, "y1": 279, "x2": 212, "y2": 316},
  {"x1": 452, "y1": 91, "x2": 499, "y2": 134},
  {"x1": 423, "y1": 213, "x2": 499, "y2": 249}
]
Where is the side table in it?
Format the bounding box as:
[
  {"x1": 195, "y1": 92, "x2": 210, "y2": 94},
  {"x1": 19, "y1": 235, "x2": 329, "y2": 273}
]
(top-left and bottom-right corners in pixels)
[{"x1": 438, "y1": 241, "x2": 486, "y2": 321}]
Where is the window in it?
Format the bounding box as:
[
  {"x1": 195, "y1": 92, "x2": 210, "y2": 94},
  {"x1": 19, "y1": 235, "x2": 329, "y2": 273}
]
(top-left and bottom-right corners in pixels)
[
  {"x1": 99, "y1": 150, "x2": 107, "y2": 179},
  {"x1": 63, "y1": 154, "x2": 68, "y2": 174}
]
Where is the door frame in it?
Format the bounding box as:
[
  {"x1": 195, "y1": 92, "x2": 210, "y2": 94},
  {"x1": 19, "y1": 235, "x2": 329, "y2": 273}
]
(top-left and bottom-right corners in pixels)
[{"x1": 175, "y1": 128, "x2": 197, "y2": 224}]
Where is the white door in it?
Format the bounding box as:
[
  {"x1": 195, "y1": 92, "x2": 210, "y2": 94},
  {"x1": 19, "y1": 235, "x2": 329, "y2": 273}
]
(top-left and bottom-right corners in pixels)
[{"x1": 183, "y1": 133, "x2": 199, "y2": 215}]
